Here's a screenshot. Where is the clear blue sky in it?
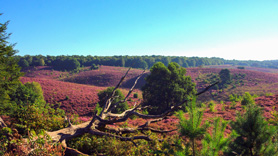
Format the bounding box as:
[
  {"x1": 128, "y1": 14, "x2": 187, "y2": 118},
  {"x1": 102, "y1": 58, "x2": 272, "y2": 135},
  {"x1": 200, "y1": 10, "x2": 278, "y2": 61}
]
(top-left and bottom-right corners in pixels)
[{"x1": 1, "y1": 0, "x2": 278, "y2": 61}]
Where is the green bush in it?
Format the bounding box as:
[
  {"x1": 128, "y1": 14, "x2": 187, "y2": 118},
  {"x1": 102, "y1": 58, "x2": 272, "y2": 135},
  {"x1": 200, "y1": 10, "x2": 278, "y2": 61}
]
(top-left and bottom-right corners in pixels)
[
  {"x1": 67, "y1": 133, "x2": 169, "y2": 155},
  {"x1": 90, "y1": 63, "x2": 99, "y2": 70},
  {"x1": 208, "y1": 101, "x2": 216, "y2": 112},
  {"x1": 133, "y1": 93, "x2": 139, "y2": 98},
  {"x1": 7, "y1": 82, "x2": 66, "y2": 135},
  {"x1": 241, "y1": 92, "x2": 254, "y2": 105},
  {"x1": 65, "y1": 95, "x2": 69, "y2": 100},
  {"x1": 229, "y1": 94, "x2": 242, "y2": 103}
]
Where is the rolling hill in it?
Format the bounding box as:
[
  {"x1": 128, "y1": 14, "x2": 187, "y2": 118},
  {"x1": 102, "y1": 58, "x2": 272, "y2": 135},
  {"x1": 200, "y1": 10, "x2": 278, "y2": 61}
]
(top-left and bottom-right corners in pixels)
[{"x1": 20, "y1": 65, "x2": 278, "y2": 116}]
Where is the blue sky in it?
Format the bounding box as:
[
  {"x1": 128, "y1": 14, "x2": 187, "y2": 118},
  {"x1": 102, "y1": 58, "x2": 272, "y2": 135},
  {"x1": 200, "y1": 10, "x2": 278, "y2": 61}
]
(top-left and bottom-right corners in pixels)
[{"x1": 1, "y1": 0, "x2": 278, "y2": 61}]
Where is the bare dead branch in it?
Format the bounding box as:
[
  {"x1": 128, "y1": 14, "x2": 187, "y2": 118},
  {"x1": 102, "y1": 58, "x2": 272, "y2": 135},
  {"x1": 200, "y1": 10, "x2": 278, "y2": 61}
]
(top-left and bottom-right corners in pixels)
[
  {"x1": 121, "y1": 69, "x2": 146, "y2": 102},
  {"x1": 87, "y1": 111, "x2": 98, "y2": 128},
  {"x1": 64, "y1": 146, "x2": 89, "y2": 156},
  {"x1": 138, "y1": 118, "x2": 164, "y2": 128},
  {"x1": 0, "y1": 116, "x2": 7, "y2": 128},
  {"x1": 196, "y1": 81, "x2": 219, "y2": 96},
  {"x1": 101, "y1": 67, "x2": 132, "y2": 115},
  {"x1": 106, "y1": 103, "x2": 142, "y2": 118},
  {"x1": 108, "y1": 69, "x2": 145, "y2": 113},
  {"x1": 64, "y1": 115, "x2": 73, "y2": 127},
  {"x1": 104, "y1": 122, "x2": 176, "y2": 135}
]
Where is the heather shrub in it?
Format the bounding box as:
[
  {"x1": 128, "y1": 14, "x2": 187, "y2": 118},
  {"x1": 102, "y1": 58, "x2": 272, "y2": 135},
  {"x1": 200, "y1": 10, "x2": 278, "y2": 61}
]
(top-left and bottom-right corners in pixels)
[{"x1": 0, "y1": 128, "x2": 64, "y2": 155}]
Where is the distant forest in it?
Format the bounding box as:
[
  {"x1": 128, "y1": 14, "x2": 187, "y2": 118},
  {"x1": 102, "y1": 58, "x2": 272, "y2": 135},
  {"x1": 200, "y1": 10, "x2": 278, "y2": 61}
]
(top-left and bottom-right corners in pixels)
[{"x1": 15, "y1": 55, "x2": 278, "y2": 71}]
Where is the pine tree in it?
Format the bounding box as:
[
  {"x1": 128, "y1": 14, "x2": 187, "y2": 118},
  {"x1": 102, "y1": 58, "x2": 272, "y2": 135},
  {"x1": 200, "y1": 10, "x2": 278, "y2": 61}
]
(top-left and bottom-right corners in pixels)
[
  {"x1": 177, "y1": 97, "x2": 209, "y2": 156},
  {"x1": 227, "y1": 103, "x2": 278, "y2": 156},
  {"x1": 0, "y1": 14, "x2": 23, "y2": 114},
  {"x1": 142, "y1": 62, "x2": 196, "y2": 114},
  {"x1": 241, "y1": 92, "x2": 255, "y2": 105},
  {"x1": 201, "y1": 118, "x2": 232, "y2": 156}
]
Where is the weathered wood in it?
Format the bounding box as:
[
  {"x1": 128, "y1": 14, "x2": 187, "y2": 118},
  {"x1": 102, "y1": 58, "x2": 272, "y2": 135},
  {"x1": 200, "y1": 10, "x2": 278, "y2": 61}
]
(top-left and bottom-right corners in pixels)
[{"x1": 0, "y1": 116, "x2": 7, "y2": 128}]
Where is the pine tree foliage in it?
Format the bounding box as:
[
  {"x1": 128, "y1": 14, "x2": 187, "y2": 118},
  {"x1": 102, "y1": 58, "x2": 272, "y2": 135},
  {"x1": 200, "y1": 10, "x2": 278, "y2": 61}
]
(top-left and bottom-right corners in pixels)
[
  {"x1": 0, "y1": 14, "x2": 23, "y2": 114},
  {"x1": 177, "y1": 97, "x2": 210, "y2": 156},
  {"x1": 227, "y1": 103, "x2": 278, "y2": 156},
  {"x1": 241, "y1": 92, "x2": 255, "y2": 106},
  {"x1": 8, "y1": 82, "x2": 66, "y2": 135},
  {"x1": 201, "y1": 117, "x2": 231, "y2": 156},
  {"x1": 142, "y1": 62, "x2": 196, "y2": 114}
]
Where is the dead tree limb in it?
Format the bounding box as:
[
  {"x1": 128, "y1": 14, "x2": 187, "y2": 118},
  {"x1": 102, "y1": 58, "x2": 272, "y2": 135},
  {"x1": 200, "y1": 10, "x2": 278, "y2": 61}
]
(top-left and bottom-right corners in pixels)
[{"x1": 0, "y1": 116, "x2": 7, "y2": 128}]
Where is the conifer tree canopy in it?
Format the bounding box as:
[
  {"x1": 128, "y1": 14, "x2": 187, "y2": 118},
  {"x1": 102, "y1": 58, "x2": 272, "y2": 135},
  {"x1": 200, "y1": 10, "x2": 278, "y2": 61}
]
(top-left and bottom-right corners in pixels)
[
  {"x1": 0, "y1": 14, "x2": 23, "y2": 113},
  {"x1": 227, "y1": 103, "x2": 278, "y2": 156},
  {"x1": 142, "y1": 62, "x2": 196, "y2": 115}
]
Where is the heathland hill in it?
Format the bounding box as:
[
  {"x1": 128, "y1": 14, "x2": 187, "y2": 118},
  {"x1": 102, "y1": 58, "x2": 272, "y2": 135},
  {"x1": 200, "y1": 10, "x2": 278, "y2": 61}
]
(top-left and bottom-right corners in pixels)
[{"x1": 20, "y1": 65, "x2": 278, "y2": 117}]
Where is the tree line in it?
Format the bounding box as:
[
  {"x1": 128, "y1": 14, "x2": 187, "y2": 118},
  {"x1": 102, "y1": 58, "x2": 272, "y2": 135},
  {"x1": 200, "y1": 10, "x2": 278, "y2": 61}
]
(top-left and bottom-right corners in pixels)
[{"x1": 15, "y1": 55, "x2": 278, "y2": 71}]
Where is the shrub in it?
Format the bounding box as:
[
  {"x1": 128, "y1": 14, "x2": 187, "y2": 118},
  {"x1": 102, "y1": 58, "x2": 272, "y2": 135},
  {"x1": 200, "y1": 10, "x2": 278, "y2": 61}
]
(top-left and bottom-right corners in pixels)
[
  {"x1": 241, "y1": 92, "x2": 254, "y2": 105},
  {"x1": 237, "y1": 66, "x2": 245, "y2": 69},
  {"x1": 94, "y1": 103, "x2": 103, "y2": 115},
  {"x1": 133, "y1": 93, "x2": 138, "y2": 98},
  {"x1": 65, "y1": 95, "x2": 69, "y2": 100},
  {"x1": 265, "y1": 92, "x2": 273, "y2": 96},
  {"x1": 67, "y1": 133, "x2": 169, "y2": 155},
  {"x1": 0, "y1": 129, "x2": 64, "y2": 155},
  {"x1": 7, "y1": 82, "x2": 66, "y2": 135},
  {"x1": 90, "y1": 63, "x2": 99, "y2": 70},
  {"x1": 127, "y1": 98, "x2": 132, "y2": 101},
  {"x1": 208, "y1": 101, "x2": 216, "y2": 112},
  {"x1": 229, "y1": 94, "x2": 242, "y2": 103}
]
